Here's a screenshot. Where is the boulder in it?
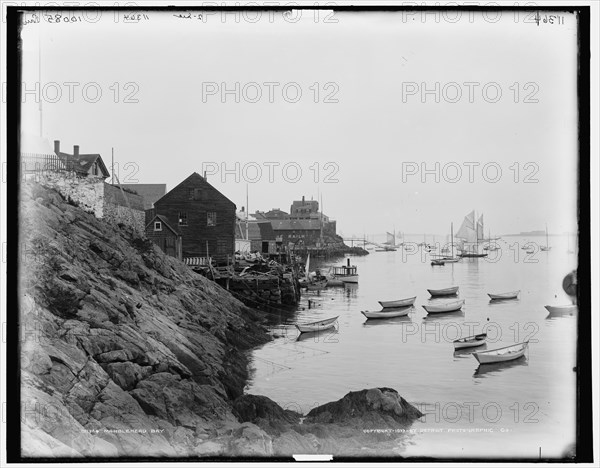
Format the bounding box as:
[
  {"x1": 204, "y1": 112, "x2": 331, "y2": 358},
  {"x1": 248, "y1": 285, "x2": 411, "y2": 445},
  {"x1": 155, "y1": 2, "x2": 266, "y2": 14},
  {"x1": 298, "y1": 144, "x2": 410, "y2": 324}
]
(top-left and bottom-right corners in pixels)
[{"x1": 305, "y1": 388, "x2": 423, "y2": 426}]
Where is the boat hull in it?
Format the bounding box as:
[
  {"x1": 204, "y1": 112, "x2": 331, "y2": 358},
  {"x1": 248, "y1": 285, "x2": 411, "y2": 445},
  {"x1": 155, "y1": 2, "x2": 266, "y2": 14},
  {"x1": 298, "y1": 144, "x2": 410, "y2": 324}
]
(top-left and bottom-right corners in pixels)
[
  {"x1": 488, "y1": 290, "x2": 520, "y2": 300},
  {"x1": 338, "y1": 275, "x2": 359, "y2": 283},
  {"x1": 454, "y1": 333, "x2": 487, "y2": 349},
  {"x1": 378, "y1": 297, "x2": 417, "y2": 308},
  {"x1": 361, "y1": 308, "x2": 411, "y2": 319},
  {"x1": 422, "y1": 299, "x2": 465, "y2": 313},
  {"x1": 427, "y1": 286, "x2": 459, "y2": 297},
  {"x1": 296, "y1": 316, "x2": 338, "y2": 333},
  {"x1": 544, "y1": 304, "x2": 577, "y2": 315},
  {"x1": 473, "y1": 342, "x2": 528, "y2": 364},
  {"x1": 306, "y1": 280, "x2": 328, "y2": 291}
]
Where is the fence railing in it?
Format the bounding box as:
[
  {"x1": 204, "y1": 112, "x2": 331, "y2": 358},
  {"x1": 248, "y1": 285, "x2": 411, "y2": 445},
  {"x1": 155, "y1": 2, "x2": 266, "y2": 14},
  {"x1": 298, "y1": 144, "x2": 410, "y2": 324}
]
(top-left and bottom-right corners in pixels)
[{"x1": 20, "y1": 153, "x2": 75, "y2": 174}]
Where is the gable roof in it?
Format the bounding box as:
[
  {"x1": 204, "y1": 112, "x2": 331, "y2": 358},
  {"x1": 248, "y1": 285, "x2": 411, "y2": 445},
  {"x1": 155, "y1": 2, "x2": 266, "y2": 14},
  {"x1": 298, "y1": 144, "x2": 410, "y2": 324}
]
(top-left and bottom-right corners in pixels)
[
  {"x1": 118, "y1": 184, "x2": 167, "y2": 210},
  {"x1": 236, "y1": 220, "x2": 276, "y2": 241},
  {"x1": 146, "y1": 214, "x2": 180, "y2": 235},
  {"x1": 154, "y1": 172, "x2": 235, "y2": 208},
  {"x1": 270, "y1": 219, "x2": 322, "y2": 231},
  {"x1": 57, "y1": 151, "x2": 110, "y2": 177}
]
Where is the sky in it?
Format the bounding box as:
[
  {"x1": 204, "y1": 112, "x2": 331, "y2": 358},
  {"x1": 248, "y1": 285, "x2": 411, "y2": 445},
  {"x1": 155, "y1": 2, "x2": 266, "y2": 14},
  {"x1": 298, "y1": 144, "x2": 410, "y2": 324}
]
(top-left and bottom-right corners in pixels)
[{"x1": 18, "y1": 8, "x2": 580, "y2": 239}]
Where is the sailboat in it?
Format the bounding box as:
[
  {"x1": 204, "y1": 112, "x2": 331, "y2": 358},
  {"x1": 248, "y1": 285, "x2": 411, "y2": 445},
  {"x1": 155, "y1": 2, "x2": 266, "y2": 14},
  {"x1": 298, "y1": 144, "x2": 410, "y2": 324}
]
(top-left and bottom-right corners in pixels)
[
  {"x1": 300, "y1": 253, "x2": 328, "y2": 289},
  {"x1": 376, "y1": 231, "x2": 398, "y2": 251},
  {"x1": 456, "y1": 211, "x2": 488, "y2": 258},
  {"x1": 541, "y1": 224, "x2": 552, "y2": 251},
  {"x1": 430, "y1": 222, "x2": 460, "y2": 265}
]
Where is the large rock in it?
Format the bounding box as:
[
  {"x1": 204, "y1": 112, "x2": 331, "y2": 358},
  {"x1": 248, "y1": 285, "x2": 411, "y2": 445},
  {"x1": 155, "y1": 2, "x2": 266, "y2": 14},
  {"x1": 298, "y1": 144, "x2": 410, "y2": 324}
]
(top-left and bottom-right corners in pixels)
[
  {"x1": 305, "y1": 388, "x2": 423, "y2": 426},
  {"x1": 232, "y1": 394, "x2": 300, "y2": 433}
]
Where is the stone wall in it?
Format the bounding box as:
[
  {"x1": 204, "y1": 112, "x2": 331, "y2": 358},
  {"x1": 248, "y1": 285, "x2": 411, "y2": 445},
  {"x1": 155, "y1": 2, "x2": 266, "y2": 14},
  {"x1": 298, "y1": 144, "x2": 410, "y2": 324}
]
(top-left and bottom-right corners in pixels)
[
  {"x1": 35, "y1": 172, "x2": 105, "y2": 218},
  {"x1": 32, "y1": 172, "x2": 145, "y2": 234},
  {"x1": 103, "y1": 183, "x2": 145, "y2": 235}
]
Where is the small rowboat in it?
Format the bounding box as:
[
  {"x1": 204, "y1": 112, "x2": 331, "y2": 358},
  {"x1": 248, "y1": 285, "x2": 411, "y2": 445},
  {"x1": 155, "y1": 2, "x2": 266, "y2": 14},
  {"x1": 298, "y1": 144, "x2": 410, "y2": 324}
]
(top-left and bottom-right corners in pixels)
[
  {"x1": 473, "y1": 341, "x2": 528, "y2": 364},
  {"x1": 488, "y1": 290, "x2": 520, "y2": 300},
  {"x1": 295, "y1": 316, "x2": 339, "y2": 333},
  {"x1": 361, "y1": 307, "x2": 411, "y2": 319},
  {"x1": 544, "y1": 304, "x2": 577, "y2": 315},
  {"x1": 378, "y1": 297, "x2": 416, "y2": 308},
  {"x1": 427, "y1": 286, "x2": 459, "y2": 297},
  {"x1": 306, "y1": 279, "x2": 328, "y2": 291},
  {"x1": 454, "y1": 333, "x2": 487, "y2": 349},
  {"x1": 431, "y1": 259, "x2": 445, "y2": 266},
  {"x1": 422, "y1": 299, "x2": 465, "y2": 314}
]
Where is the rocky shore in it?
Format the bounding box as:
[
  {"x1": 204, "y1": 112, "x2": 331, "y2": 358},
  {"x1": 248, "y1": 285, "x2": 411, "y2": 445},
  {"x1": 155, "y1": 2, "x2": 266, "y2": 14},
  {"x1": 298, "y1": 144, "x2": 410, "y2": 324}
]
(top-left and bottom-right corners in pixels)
[{"x1": 19, "y1": 181, "x2": 422, "y2": 458}]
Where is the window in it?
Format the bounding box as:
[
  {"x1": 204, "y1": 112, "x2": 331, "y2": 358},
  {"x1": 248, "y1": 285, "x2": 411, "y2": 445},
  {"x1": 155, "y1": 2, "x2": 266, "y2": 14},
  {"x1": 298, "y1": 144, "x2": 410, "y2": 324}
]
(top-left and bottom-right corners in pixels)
[
  {"x1": 178, "y1": 212, "x2": 188, "y2": 226},
  {"x1": 207, "y1": 211, "x2": 217, "y2": 226},
  {"x1": 188, "y1": 188, "x2": 203, "y2": 200},
  {"x1": 154, "y1": 221, "x2": 162, "y2": 231}
]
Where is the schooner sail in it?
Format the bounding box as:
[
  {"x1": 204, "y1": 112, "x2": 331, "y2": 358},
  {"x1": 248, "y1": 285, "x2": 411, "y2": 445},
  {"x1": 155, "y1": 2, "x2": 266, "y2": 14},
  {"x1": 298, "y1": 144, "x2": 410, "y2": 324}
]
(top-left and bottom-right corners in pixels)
[{"x1": 456, "y1": 210, "x2": 488, "y2": 257}]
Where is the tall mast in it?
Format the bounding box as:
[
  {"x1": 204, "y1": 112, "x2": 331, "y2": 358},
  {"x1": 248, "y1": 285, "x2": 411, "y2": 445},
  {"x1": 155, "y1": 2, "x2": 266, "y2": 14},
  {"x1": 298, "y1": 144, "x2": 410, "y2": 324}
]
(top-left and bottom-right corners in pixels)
[
  {"x1": 245, "y1": 184, "x2": 249, "y2": 241},
  {"x1": 38, "y1": 25, "x2": 43, "y2": 136},
  {"x1": 451, "y1": 222, "x2": 454, "y2": 256}
]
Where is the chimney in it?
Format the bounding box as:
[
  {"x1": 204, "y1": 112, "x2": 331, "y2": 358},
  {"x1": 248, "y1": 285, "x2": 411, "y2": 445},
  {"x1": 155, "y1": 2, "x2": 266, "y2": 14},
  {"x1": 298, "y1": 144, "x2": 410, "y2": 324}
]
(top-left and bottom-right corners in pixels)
[
  {"x1": 73, "y1": 145, "x2": 79, "y2": 156},
  {"x1": 54, "y1": 140, "x2": 60, "y2": 153},
  {"x1": 302, "y1": 195, "x2": 305, "y2": 203}
]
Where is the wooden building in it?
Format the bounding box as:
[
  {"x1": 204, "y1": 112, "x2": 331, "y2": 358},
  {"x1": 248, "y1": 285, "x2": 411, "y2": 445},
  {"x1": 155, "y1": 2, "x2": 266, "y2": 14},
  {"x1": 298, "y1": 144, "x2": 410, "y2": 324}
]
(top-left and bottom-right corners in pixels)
[
  {"x1": 152, "y1": 172, "x2": 236, "y2": 263},
  {"x1": 270, "y1": 219, "x2": 322, "y2": 247},
  {"x1": 145, "y1": 214, "x2": 182, "y2": 260},
  {"x1": 54, "y1": 140, "x2": 110, "y2": 179}
]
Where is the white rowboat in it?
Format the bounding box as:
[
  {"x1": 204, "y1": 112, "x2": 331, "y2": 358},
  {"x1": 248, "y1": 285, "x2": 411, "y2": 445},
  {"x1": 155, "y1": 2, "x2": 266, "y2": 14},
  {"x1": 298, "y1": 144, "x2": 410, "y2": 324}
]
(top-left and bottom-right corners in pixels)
[
  {"x1": 361, "y1": 307, "x2": 412, "y2": 319},
  {"x1": 488, "y1": 290, "x2": 520, "y2": 300},
  {"x1": 427, "y1": 286, "x2": 459, "y2": 297},
  {"x1": 422, "y1": 299, "x2": 465, "y2": 313},
  {"x1": 544, "y1": 304, "x2": 578, "y2": 315},
  {"x1": 378, "y1": 297, "x2": 417, "y2": 308},
  {"x1": 473, "y1": 341, "x2": 528, "y2": 364},
  {"x1": 306, "y1": 279, "x2": 328, "y2": 291},
  {"x1": 454, "y1": 333, "x2": 487, "y2": 349},
  {"x1": 295, "y1": 316, "x2": 339, "y2": 333}
]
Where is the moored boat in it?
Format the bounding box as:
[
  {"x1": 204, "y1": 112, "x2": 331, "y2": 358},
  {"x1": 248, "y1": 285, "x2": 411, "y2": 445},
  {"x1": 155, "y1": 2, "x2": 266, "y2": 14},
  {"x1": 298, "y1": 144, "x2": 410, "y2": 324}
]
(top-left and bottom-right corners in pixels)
[
  {"x1": 361, "y1": 307, "x2": 412, "y2": 319},
  {"x1": 331, "y1": 258, "x2": 359, "y2": 283},
  {"x1": 378, "y1": 296, "x2": 416, "y2": 308},
  {"x1": 488, "y1": 290, "x2": 520, "y2": 300},
  {"x1": 427, "y1": 286, "x2": 459, "y2": 297},
  {"x1": 544, "y1": 304, "x2": 577, "y2": 315},
  {"x1": 306, "y1": 278, "x2": 328, "y2": 291},
  {"x1": 295, "y1": 315, "x2": 339, "y2": 333},
  {"x1": 473, "y1": 341, "x2": 528, "y2": 364},
  {"x1": 422, "y1": 299, "x2": 465, "y2": 313},
  {"x1": 454, "y1": 333, "x2": 487, "y2": 349}
]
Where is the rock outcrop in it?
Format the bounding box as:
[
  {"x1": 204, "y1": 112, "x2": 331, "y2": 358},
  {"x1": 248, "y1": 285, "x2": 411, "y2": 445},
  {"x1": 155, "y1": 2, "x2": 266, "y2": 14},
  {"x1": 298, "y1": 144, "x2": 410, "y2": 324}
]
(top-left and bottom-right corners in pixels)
[
  {"x1": 18, "y1": 181, "x2": 422, "y2": 458},
  {"x1": 20, "y1": 181, "x2": 269, "y2": 457}
]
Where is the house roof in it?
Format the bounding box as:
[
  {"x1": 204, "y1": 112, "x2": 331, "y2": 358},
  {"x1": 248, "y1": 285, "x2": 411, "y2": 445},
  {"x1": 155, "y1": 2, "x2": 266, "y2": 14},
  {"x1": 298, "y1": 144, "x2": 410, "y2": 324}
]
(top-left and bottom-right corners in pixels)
[
  {"x1": 154, "y1": 172, "x2": 235, "y2": 208},
  {"x1": 57, "y1": 151, "x2": 110, "y2": 177},
  {"x1": 236, "y1": 221, "x2": 276, "y2": 241},
  {"x1": 118, "y1": 184, "x2": 167, "y2": 210},
  {"x1": 270, "y1": 219, "x2": 322, "y2": 231},
  {"x1": 146, "y1": 214, "x2": 180, "y2": 235}
]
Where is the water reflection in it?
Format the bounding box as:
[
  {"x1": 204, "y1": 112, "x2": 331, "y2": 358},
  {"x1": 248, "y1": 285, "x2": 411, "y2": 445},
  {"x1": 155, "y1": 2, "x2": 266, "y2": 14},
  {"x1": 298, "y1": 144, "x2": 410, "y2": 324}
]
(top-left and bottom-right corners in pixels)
[
  {"x1": 362, "y1": 315, "x2": 413, "y2": 327},
  {"x1": 295, "y1": 328, "x2": 340, "y2": 343},
  {"x1": 422, "y1": 310, "x2": 465, "y2": 321},
  {"x1": 488, "y1": 298, "x2": 520, "y2": 305},
  {"x1": 473, "y1": 357, "x2": 529, "y2": 378}
]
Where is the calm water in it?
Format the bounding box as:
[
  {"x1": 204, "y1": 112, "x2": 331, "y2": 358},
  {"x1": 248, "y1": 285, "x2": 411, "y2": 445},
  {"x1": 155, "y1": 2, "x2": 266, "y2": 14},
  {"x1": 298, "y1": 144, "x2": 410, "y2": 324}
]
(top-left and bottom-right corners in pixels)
[{"x1": 246, "y1": 236, "x2": 578, "y2": 459}]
